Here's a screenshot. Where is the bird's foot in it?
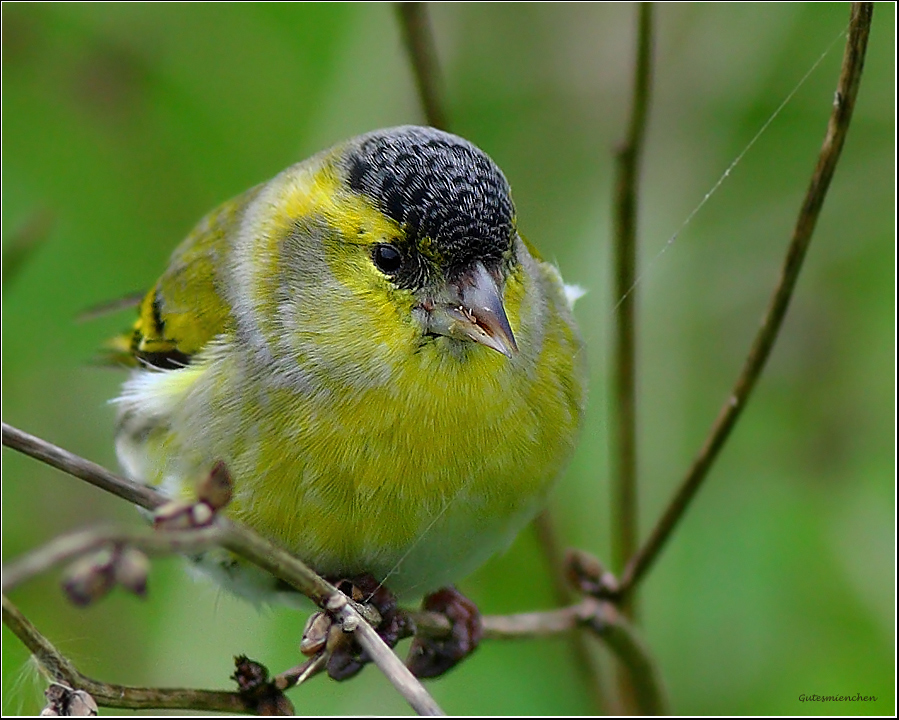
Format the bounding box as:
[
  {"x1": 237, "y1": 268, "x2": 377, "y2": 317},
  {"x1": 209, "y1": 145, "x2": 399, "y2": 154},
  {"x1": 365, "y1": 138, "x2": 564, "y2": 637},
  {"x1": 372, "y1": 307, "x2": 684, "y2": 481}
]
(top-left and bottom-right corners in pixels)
[
  {"x1": 300, "y1": 574, "x2": 405, "y2": 681},
  {"x1": 406, "y1": 586, "x2": 483, "y2": 678}
]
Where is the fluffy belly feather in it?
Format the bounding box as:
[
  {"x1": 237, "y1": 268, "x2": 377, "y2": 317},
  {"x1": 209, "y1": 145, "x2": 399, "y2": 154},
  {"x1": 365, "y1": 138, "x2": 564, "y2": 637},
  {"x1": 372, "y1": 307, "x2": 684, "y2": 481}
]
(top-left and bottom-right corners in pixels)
[{"x1": 116, "y1": 325, "x2": 581, "y2": 599}]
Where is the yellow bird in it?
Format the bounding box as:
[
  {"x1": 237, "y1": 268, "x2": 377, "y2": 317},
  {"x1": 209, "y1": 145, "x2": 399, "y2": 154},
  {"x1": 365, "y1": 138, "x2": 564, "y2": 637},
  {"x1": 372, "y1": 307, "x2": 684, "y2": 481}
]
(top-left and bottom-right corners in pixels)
[{"x1": 112, "y1": 126, "x2": 586, "y2": 675}]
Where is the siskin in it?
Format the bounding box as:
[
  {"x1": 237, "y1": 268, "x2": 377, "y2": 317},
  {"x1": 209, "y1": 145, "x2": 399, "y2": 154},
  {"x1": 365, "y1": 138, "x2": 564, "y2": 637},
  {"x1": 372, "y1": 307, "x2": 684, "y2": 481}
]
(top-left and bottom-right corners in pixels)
[{"x1": 112, "y1": 126, "x2": 586, "y2": 667}]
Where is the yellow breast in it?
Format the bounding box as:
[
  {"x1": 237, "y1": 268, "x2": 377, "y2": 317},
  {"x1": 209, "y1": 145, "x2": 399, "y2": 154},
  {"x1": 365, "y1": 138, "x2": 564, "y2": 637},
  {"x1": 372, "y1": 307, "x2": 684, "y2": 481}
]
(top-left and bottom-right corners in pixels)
[{"x1": 116, "y1": 242, "x2": 585, "y2": 597}]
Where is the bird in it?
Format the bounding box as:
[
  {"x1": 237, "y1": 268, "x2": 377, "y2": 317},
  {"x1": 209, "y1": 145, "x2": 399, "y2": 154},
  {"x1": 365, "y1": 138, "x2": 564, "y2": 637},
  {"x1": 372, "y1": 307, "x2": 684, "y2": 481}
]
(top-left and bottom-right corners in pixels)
[{"x1": 111, "y1": 125, "x2": 586, "y2": 676}]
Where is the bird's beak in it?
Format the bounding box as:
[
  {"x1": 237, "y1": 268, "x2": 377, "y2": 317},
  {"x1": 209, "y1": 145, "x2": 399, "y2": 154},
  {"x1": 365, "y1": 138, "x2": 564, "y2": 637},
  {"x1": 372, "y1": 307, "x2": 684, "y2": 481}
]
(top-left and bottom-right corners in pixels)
[{"x1": 424, "y1": 261, "x2": 519, "y2": 358}]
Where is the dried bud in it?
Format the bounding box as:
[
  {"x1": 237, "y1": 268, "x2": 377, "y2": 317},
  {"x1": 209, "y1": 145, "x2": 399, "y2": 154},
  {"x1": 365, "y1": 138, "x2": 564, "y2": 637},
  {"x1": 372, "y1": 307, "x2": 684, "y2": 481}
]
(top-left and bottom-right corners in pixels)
[
  {"x1": 63, "y1": 550, "x2": 115, "y2": 606},
  {"x1": 113, "y1": 547, "x2": 150, "y2": 597},
  {"x1": 231, "y1": 656, "x2": 293, "y2": 715},
  {"x1": 232, "y1": 654, "x2": 269, "y2": 694},
  {"x1": 564, "y1": 548, "x2": 619, "y2": 598},
  {"x1": 300, "y1": 612, "x2": 331, "y2": 656},
  {"x1": 153, "y1": 500, "x2": 196, "y2": 530},
  {"x1": 66, "y1": 691, "x2": 98, "y2": 716},
  {"x1": 190, "y1": 502, "x2": 214, "y2": 527},
  {"x1": 41, "y1": 684, "x2": 97, "y2": 716},
  {"x1": 196, "y1": 461, "x2": 233, "y2": 510},
  {"x1": 154, "y1": 500, "x2": 214, "y2": 530}
]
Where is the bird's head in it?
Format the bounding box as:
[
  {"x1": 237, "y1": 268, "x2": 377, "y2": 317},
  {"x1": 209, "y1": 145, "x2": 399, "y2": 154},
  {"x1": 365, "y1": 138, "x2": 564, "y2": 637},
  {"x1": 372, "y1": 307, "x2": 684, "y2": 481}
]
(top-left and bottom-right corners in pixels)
[{"x1": 234, "y1": 126, "x2": 526, "y2": 383}]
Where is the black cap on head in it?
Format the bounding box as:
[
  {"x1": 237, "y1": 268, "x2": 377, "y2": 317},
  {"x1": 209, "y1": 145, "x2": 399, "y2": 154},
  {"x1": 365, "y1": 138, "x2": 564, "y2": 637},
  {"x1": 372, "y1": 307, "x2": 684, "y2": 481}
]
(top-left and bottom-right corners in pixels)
[{"x1": 342, "y1": 126, "x2": 515, "y2": 280}]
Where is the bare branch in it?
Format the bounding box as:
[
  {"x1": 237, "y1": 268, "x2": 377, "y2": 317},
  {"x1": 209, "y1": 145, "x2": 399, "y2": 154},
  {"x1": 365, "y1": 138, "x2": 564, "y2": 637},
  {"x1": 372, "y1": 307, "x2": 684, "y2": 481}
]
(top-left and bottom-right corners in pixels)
[
  {"x1": 2, "y1": 595, "x2": 249, "y2": 714},
  {"x1": 418, "y1": 599, "x2": 667, "y2": 715},
  {"x1": 2, "y1": 525, "x2": 224, "y2": 594},
  {"x1": 584, "y1": 601, "x2": 667, "y2": 716},
  {"x1": 618, "y1": 1, "x2": 875, "y2": 597},
  {"x1": 408, "y1": 598, "x2": 667, "y2": 715},
  {"x1": 395, "y1": 2, "x2": 449, "y2": 130},
  {"x1": 330, "y1": 594, "x2": 445, "y2": 716},
  {"x1": 609, "y1": 5, "x2": 654, "y2": 711},
  {"x1": 611, "y1": 2, "x2": 653, "y2": 598},
  {"x1": 2, "y1": 422, "x2": 164, "y2": 511}
]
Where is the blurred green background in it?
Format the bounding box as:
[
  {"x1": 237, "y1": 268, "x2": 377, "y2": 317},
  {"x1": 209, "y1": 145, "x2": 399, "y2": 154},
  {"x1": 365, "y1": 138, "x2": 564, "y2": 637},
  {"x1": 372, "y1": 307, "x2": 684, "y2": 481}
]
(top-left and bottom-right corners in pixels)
[{"x1": 2, "y1": 3, "x2": 894, "y2": 715}]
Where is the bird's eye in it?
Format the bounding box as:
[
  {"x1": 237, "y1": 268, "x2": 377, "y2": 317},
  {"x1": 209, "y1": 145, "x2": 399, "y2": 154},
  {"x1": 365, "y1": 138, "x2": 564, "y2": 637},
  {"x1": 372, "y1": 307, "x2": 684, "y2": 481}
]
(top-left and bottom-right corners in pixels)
[{"x1": 372, "y1": 244, "x2": 403, "y2": 274}]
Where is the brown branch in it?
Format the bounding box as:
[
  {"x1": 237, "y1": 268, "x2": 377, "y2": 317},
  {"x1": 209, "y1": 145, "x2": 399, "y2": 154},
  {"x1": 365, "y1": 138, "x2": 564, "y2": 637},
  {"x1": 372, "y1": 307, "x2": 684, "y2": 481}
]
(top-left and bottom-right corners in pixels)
[
  {"x1": 2, "y1": 595, "x2": 249, "y2": 714},
  {"x1": 2, "y1": 422, "x2": 165, "y2": 511},
  {"x1": 618, "y1": 1, "x2": 874, "y2": 597},
  {"x1": 2, "y1": 525, "x2": 224, "y2": 594},
  {"x1": 610, "y1": 4, "x2": 653, "y2": 711},
  {"x1": 395, "y1": 2, "x2": 449, "y2": 130},
  {"x1": 584, "y1": 601, "x2": 667, "y2": 716},
  {"x1": 216, "y1": 525, "x2": 445, "y2": 714},
  {"x1": 412, "y1": 599, "x2": 667, "y2": 715},
  {"x1": 2, "y1": 422, "x2": 444, "y2": 716},
  {"x1": 329, "y1": 594, "x2": 444, "y2": 716},
  {"x1": 611, "y1": 2, "x2": 653, "y2": 603}
]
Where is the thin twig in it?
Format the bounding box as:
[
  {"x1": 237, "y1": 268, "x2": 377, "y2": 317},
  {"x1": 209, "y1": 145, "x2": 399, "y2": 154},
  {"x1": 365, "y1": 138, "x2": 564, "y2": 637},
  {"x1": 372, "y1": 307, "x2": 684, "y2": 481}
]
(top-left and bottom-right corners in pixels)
[
  {"x1": 2, "y1": 595, "x2": 249, "y2": 713},
  {"x1": 618, "y1": 1, "x2": 874, "y2": 597},
  {"x1": 408, "y1": 598, "x2": 667, "y2": 715},
  {"x1": 2, "y1": 422, "x2": 165, "y2": 511},
  {"x1": 395, "y1": 2, "x2": 449, "y2": 130},
  {"x1": 2, "y1": 525, "x2": 224, "y2": 593},
  {"x1": 611, "y1": 0, "x2": 653, "y2": 588},
  {"x1": 422, "y1": 599, "x2": 667, "y2": 715},
  {"x1": 584, "y1": 602, "x2": 667, "y2": 716},
  {"x1": 2, "y1": 422, "x2": 445, "y2": 716},
  {"x1": 610, "y1": 4, "x2": 653, "y2": 712},
  {"x1": 331, "y1": 594, "x2": 444, "y2": 716}
]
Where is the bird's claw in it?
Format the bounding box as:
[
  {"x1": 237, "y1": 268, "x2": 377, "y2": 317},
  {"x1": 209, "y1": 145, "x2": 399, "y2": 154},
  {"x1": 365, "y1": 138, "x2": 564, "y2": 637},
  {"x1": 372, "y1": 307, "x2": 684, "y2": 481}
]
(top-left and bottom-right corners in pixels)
[
  {"x1": 406, "y1": 586, "x2": 483, "y2": 678},
  {"x1": 299, "y1": 574, "x2": 405, "y2": 681}
]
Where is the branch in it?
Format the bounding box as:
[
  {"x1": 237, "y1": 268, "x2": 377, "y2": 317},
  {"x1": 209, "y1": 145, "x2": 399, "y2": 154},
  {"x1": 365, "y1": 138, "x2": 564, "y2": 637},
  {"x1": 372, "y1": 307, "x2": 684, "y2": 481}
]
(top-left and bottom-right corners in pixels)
[
  {"x1": 2, "y1": 595, "x2": 249, "y2": 713},
  {"x1": 2, "y1": 525, "x2": 223, "y2": 594},
  {"x1": 610, "y1": 4, "x2": 654, "y2": 711},
  {"x1": 611, "y1": 0, "x2": 653, "y2": 609},
  {"x1": 2, "y1": 422, "x2": 164, "y2": 511},
  {"x1": 2, "y1": 422, "x2": 444, "y2": 716},
  {"x1": 583, "y1": 601, "x2": 666, "y2": 716},
  {"x1": 618, "y1": 1, "x2": 874, "y2": 597},
  {"x1": 330, "y1": 594, "x2": 444, "y2": 716},
  {"x1": 395, "y1": 2, "x2": 449, "y2": 130},
  {"x1": 413, "y1": 599, "x2": 667, "y2": 715}
]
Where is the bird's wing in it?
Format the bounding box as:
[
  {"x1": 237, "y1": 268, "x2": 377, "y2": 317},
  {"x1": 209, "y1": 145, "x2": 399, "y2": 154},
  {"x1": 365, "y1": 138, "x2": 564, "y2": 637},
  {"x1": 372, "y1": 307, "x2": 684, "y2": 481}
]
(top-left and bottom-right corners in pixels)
[{"x1": 107, "y1": 187, "x2": 262, "y2": 369}]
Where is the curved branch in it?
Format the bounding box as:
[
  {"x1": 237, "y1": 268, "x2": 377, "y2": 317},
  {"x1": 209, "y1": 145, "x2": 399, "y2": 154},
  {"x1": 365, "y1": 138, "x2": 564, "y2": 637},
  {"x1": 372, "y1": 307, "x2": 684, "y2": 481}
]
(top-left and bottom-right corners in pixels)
[
  {"x1": 2, "y1": 525, "x2": 224, "y2": 593},
  {"x1": 2, "y1": 595, "x2": 249, "y2": 714},
  {"x1": 618, "y1": 2, "x2": 875, "y2": 597},
  {"x1": 2, "y1": 422, "x2": 164, "y2": 510}
]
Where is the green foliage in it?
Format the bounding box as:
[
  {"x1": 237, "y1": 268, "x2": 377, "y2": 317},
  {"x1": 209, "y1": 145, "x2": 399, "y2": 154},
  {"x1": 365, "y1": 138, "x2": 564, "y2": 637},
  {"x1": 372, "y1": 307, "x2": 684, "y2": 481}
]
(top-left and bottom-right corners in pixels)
[{"x1": 3, "y1": 3, "x2": 894, "y2": 715}]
